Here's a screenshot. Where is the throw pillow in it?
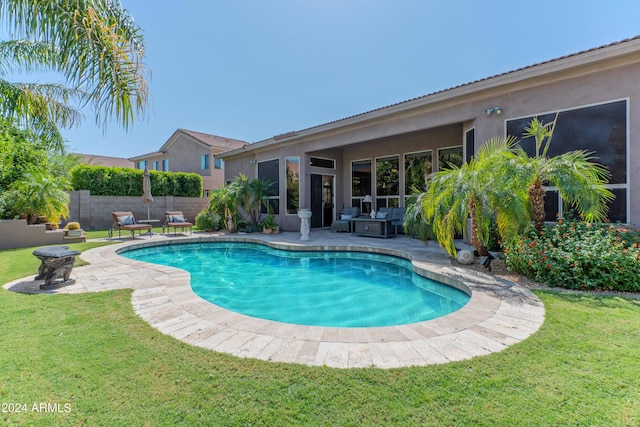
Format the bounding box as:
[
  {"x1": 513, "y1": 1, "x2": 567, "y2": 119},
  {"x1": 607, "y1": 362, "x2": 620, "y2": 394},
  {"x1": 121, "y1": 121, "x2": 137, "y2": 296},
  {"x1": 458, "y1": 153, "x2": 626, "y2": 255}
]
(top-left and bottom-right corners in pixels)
[
  {"x1": 375, "y1": 211, "x2": 389, "y2": 219},
  {"x1": 117, "y1": 215, "x2": 134, "y2": 225},
  {"x1": 340, "y1": 214, "x2": 353, "y2": 220},
  {"x1": 170, "y1": 214, "x2": 185, "y2": 222}
]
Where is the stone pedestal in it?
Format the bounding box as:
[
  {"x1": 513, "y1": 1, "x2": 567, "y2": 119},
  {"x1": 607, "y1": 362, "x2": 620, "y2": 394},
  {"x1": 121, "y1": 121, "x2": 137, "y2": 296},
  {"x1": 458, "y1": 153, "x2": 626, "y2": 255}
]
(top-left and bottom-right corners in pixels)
[
  {"x1": 33, "y1": 246, "x2": 81, "y2": 289},
  {"x1": 297, "y1": 209, "x2": 312, "y2": 241}
]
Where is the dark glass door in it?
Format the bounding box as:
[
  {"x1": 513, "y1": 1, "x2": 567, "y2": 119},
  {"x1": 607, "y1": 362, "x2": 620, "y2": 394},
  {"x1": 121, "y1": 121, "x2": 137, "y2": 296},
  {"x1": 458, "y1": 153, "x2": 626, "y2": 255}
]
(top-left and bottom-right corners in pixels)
[{"x1": 310, "y1": 174, "x2": 334, "y2": 228}]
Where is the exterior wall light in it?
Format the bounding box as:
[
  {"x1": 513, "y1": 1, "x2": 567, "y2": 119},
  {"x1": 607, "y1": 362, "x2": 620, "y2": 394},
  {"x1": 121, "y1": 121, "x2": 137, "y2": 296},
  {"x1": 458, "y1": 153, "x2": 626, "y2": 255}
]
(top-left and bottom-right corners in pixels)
[{"x1": 485, "y1": 107, "x2": 503, "y2": 116}]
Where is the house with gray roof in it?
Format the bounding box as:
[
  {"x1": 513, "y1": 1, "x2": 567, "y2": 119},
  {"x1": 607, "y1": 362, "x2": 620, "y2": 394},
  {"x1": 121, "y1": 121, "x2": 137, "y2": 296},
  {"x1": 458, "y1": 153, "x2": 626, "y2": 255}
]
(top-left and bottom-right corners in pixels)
[
  {"x1": 219, "y1": 36, "x2": 639, "y2": 232},
  {"x1": 129, "y1": 129, "x2": 248, "y2": 196}
]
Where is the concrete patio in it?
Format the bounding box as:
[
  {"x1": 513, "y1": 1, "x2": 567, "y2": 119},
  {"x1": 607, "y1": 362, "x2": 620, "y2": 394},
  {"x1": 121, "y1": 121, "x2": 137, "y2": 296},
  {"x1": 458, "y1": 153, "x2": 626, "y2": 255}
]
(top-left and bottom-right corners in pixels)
[{"x1": 4, "y1": 230, "x2": 544, "y2": 369}]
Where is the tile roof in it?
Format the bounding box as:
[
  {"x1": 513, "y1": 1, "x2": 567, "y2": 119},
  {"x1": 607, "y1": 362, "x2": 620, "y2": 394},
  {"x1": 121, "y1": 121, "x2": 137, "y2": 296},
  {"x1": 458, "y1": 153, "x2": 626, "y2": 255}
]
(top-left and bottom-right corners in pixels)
[
  {"x1": 74, "y1": 153, "x2": 134, "y2": 168},
  {"x1": 179, "y1": 129, "x2": 248, "y2": 150}
]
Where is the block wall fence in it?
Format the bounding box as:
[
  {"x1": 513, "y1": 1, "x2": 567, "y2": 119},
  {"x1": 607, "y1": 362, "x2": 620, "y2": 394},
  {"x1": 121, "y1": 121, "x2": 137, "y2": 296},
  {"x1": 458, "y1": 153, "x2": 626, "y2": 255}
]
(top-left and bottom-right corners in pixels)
[{"x1": 67, "y1": 190, "x2": 208, "y2": 230}]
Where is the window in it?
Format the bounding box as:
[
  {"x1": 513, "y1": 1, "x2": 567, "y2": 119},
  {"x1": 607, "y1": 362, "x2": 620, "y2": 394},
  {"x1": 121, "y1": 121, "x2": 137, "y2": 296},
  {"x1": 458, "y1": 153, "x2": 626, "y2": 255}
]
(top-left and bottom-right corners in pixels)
[
  {"x1": 506, "y1": 99, "x2": 627, "y2": 222},
  {"x1": 258, "y1": 159, "x2": 280, "y2": 214},
  {"x1": 200, "y1": 154, "x2": 209, "y2": 170},
  {"x1": 162, "y1": 159, "x2": 169, "y2": 171},
  {"x1": 351, "y1": 159, "x2": 371, "y2": 211},
  {"x1": 437, "y1": 146, "x2": 463, "y2": 171},
  {"x1": 404, "y1": 150, "x2": 432, "y2": 195},
  {"x1": 136, "y1": 160, "x2": 146, "y2": 170},
  {"x1": 214, "y1": 157, "x2": 224, "y2": 170},
  {"x1": 465, "y1": 128, "x2": 475, "y2": 163},
  {"x1": 376, "y1": 156, "x2": 399, "y2": 208},
  {"x1": 153, "y1": 161, "x2": 159, "y2": 170},
  {"x1": 310, "y1": 157, "x2": 335, "y2": 169},
  {"x1": 286, "y1": 157, "x2": 300, "y2": 214}
]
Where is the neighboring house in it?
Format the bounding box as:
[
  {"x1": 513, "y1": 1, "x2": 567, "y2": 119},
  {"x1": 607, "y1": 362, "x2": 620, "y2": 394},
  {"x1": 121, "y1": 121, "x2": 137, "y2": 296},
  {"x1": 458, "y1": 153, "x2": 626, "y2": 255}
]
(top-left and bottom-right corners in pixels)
[
  {"x1": 128, "y1": 129, "x2": 248, "y2": 196},
  {"x1": 220, "y1": 36, "x2": 640, "y2": 232},
  {"x1": 73, "y1": 153, "x2": 134, "y2": 168}
]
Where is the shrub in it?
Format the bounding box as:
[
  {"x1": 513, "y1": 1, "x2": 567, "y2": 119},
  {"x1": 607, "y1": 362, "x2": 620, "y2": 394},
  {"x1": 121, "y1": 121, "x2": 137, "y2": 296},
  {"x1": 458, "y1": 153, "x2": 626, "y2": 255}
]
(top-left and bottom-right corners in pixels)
[
  {"x1": 65, "y1": 221, "x2": 81, "y2": 230},
  {"x1": 195, "y1": 210, "x2": 221, "y2": 231},
  {"x1": 503, "y1": 220, "x2": 640, "y2": 292}
]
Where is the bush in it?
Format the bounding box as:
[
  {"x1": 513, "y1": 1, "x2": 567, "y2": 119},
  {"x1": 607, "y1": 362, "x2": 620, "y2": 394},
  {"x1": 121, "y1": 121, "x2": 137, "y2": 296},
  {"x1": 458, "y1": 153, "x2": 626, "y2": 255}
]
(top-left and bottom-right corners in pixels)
[
  {"x1": 195, "y1": 210, "x2": 221, "y2": 231},
  {"x1": 65, "y1": 221, "x2": 81, "y2": 230},
  {"x1": 70, "y1": 165, "x2": 203, "y2": 197},
  {"x1": 503, "y1": 220, "x2": 640, "y2": 292}
]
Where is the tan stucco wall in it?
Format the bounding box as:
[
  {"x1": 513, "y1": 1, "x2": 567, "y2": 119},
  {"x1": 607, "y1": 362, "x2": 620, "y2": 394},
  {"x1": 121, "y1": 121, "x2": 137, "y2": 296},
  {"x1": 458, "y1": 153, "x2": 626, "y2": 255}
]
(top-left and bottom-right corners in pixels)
[{"x1": 133, "y1": 135, "x2": 229, "y2": 193}]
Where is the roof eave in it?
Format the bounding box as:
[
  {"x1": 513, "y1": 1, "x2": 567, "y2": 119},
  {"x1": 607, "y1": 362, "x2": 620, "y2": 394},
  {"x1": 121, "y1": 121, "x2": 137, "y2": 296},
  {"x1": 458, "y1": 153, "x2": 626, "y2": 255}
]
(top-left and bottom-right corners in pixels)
[{"x1": 219, "y1": 36, "x2": 640, "y2": 159}]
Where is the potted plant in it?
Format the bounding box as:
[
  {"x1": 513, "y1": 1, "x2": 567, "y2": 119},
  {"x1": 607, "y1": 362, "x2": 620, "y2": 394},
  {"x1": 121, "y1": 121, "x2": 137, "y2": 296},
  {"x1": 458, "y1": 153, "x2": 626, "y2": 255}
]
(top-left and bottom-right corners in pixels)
[
  {"x1": 64, "y1": 221, "x2": 83, "y2": 237},
  {"x1": 260, "y1": 213, "x2": 279, "y2": 234}
]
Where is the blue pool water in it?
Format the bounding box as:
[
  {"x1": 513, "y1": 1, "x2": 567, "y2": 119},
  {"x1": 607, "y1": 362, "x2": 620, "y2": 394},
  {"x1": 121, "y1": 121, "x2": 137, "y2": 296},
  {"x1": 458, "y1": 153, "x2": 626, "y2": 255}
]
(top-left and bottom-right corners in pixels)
[{"x1": 122, "y1": 242, "x2": 470, "y2": 328}]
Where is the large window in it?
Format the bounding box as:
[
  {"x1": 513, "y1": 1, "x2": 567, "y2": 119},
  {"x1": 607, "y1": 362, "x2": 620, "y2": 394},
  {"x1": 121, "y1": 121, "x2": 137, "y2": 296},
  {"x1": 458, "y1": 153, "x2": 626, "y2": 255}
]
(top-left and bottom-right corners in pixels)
[
  {"x1": 214, "y1": 157, "x2": 224, "y2": 170},
  {"x1": 351, "y1": 159, "x2": 371, "y2": 211},
  {"x1": 162, "y1": 159, "x2": 169, "y2": 171},
  {"x1": 506, "y1": 99, "x2": 627, "y2": 222},
  {"x1": 136, "y1": 160, "x2": 146, "y2": 170},
  {"x1": 258, "y1": 159, "x2": 280, "y2": 214},
  {"x1": 437, "y1": 146, "x2": 463, "y2": 171},
  {"x1": 376, "y1": 156, "x2": 399, "y2": 208},
  {"x1": 285, "y1": 157, "x2": 300, "y2": 214},
  {"x1": 404, "y1": 150, "x2": 432, "y2": 195}
]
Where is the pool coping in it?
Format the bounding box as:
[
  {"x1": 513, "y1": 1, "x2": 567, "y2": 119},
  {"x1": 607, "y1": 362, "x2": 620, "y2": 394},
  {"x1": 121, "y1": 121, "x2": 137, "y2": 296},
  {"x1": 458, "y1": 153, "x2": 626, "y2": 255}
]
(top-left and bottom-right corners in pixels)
[{"x1": 4, "y1": 232, "x2": 545, "y2": 369}]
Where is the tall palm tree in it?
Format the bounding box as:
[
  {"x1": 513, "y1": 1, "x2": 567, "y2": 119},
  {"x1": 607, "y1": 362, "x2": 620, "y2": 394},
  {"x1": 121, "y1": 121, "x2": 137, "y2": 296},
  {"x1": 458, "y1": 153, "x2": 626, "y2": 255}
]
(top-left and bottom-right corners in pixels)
[
  {"x1": 518, "y1": 116, "x2": 614, "y2": 229},
  {"x1": 0, "y1": 0, "x2": 149, "y2": 150},
  {"x1": 421, "y1": 136, "x2": 529, "y2": 257}
]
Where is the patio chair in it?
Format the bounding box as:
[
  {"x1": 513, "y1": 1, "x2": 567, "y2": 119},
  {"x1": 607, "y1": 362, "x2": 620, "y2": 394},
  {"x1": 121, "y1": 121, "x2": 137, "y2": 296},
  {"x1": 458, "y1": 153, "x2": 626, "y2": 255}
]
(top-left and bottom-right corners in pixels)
[
  {"x1": 390, "y1": 207, "x2": 406, "y2": 235},
  {"x1": 331, "y1": 207, "x2": 360, "y2": 232},
  {"x1": 164, "y1": 211, "x2": 193, "y2": 235},
  {"x1": 110, "y1": 211, "x2": 152, "y2": 239},
  {"x1": 378, "y1": 207, "x2": 405, "y2": 235}
]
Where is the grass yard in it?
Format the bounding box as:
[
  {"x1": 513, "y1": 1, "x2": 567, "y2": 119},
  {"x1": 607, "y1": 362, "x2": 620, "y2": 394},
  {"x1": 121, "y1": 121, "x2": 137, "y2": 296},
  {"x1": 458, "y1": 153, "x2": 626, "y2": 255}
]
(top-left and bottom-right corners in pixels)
[{"x1": 0, "y1": 244, "x2": 639, "y2": 425}]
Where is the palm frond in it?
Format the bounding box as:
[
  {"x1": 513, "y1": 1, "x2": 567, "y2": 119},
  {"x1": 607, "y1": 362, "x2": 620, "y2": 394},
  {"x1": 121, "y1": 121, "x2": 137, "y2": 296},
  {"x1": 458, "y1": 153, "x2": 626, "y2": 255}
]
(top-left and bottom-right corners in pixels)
[
  {"x1": 0, "y1": 79, "x2": 83, "y2": 150},
  {"x1": 0, "y1": 0, "x2": 149, "y2": 129},
  {"x1": 0, "y1": 39, "x2": 60, "y2": 75}
]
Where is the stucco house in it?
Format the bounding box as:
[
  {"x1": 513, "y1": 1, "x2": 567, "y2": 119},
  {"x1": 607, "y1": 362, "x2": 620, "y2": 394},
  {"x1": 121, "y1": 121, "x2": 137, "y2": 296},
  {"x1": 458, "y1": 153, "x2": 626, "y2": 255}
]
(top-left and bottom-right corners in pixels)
[
  {"x1": 219, "y1": 36, "x2": 639, "y2": 232},
  {"x1": 129, "y1": 129, "x2": 248, "y2": 196}
]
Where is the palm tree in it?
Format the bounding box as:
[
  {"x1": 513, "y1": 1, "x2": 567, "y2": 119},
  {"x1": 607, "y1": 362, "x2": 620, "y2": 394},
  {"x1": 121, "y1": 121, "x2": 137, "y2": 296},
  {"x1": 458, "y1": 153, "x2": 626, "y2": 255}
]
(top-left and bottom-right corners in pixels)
[
  {"x1": 518, "y1": 116, "x2": 614, "y2": 229},
  {"x1": 0, "y1": 0, "x2": 149, "y2": 150},
  {"x1": 208, "y1": 185, "x2": 236, "y2": 232},
  {"x1": 234, "y1": 175, "x2": 273, "y2": 228},
  {"x1": 6, "y1": 167, "x2": 72, "y2": 223},
  {"x1": 420, "y1": 136, "x2": 529, "y2": 257}
]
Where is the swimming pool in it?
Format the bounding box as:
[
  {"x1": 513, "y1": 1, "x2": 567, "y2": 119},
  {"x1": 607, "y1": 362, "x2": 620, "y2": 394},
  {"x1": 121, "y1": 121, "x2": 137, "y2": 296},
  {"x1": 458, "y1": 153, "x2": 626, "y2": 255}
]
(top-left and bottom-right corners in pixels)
[{"x1": 122, "y1": 242, "x2": 470, "y2": 328}]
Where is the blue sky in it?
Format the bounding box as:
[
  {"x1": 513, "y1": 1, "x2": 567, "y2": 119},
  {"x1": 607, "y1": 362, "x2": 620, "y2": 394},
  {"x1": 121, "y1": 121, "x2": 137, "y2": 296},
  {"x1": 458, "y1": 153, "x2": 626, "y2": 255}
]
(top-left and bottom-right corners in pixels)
[{"x1": 49, "y1": 1, "x2": 640, "y2": 157}]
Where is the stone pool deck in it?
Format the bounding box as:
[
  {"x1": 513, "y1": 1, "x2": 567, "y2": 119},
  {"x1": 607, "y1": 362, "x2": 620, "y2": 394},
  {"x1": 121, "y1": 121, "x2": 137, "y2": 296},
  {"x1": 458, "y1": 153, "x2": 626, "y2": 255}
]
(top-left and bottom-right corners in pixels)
[{"x1": 4, "y1": 230, "x2": 544, "y2": 369}]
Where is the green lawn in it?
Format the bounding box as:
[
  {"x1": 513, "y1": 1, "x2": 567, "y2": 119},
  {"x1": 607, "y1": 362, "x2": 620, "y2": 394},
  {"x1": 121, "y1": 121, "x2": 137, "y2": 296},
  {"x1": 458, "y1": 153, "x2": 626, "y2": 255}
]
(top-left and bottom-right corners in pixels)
[{"x1": 0, "y1": 244, "x2": 639, "y2": 426}]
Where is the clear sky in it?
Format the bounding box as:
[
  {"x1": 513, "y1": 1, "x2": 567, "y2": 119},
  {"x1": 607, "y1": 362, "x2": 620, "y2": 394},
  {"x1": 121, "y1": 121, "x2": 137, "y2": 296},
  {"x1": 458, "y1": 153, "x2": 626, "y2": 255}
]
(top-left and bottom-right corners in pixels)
[{"x1": 50, "y1": 0, "x2": 640, "y2": 158}]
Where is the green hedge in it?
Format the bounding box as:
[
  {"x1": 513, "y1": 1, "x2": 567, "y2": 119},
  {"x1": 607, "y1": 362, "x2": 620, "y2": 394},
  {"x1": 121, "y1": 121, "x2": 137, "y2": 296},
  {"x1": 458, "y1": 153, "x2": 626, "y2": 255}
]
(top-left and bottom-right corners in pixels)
[{"x1": 70, "y1": 165, "x2": 203, "y2": 197}]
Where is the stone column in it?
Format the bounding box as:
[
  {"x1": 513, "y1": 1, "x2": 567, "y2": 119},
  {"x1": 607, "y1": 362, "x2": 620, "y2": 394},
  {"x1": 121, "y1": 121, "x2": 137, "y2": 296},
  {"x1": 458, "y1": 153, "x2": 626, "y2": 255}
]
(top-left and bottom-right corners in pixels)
[{"x1": 297, "y1": 209, "x2": 312, "y2": 241}]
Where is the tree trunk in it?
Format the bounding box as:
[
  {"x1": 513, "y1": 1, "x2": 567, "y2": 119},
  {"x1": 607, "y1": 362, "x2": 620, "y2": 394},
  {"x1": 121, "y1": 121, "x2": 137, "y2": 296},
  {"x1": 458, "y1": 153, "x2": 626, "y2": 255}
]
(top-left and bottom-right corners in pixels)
[
  {"x1": 529, "y1": 183, "x2": 546, "y2": 229},
  {"x1": 469, "y1": 198, "x2": 489, "y2": 256}
]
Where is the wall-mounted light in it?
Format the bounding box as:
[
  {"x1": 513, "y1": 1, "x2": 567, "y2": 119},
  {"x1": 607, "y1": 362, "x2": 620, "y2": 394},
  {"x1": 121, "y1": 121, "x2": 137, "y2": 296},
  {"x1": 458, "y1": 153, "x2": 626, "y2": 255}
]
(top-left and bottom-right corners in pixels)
[
  {"x1": 485, "y1": 107, "x2": 503, "y2": 116},
  {"x1": 249, "y1": 159, "x2": 257, "y2": 164}
]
